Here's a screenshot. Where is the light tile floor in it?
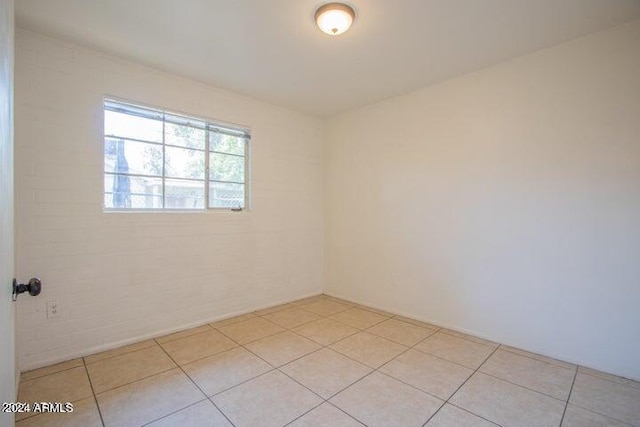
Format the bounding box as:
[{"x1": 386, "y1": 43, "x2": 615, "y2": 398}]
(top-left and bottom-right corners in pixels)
[{"x1": 16, "y1": 295, "x2": 640, "y2": 427}]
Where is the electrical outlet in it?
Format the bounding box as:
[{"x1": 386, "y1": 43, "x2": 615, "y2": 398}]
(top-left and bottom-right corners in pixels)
[{"x1": 47, "y1": 299, "x2": 61, "y2": 318}]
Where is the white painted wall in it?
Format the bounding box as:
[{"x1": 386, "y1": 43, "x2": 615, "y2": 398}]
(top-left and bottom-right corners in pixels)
[
  {"x1": 14, "y1": 30, "x2": 324, "y2": 370},
  {"x1": 0, "y1": 0, "x2": 16, "y2": 425},
  {"x1": 325, "y1": 20, "x2": 640, "y2": 380}
]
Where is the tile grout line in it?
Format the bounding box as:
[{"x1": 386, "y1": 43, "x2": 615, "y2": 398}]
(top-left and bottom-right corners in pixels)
[
  {"x1": 402, "y1": 334, "x2": 575, "y2": 404},
  {"x1": 325, "y1": 294, "x2": 495, "y2": 345},
  {"x1": 323, "y1": 310, "x2": 390, "y2": 330},
  {"x1": 260, "y1": 304, "x2": 330, "y2": 320},
  {"x1": 421, "y1": 344, "x2": 502, "y2": 427},
  {"x1": 83, "y1": 340, "x2": 159, "y2": 365},
  {"x1": 91, "y1": 365, "x2": 179, "y2": 394},
  {"x1": 562, "y1": 401, "x2": 636, "y2": 427},
  {"x1": 84, "y1": 350, "x2": 180, "y2": 396},
  {"x1": 284, "y1": 318, "x2": 453, "y2": 425},
  {"x1": 498, "y1": 346, "x2": 576, "y2": 370},
  {"x1": 209, "y1": 368, "x2": 277, "y2": 398},
  {"x1": 281, "y1": 401, "x2": 327, "y2": 426},
  {"x1": 216, "y1": 316, "x2": 287, "y2": 344},
  {"x1": 287, "y1": 321, "x2": 363, "y2": 346},
  {"x1": 217, "y1": 302, "x2": 395, "y2": 426},
  {"x1": 558, "y1": 365, "x2": 579, "y2": 427},
  {"x1": 474, "y1": 370, "x2": 571, "y2": 403},
  {"x1": 406, "y1": 335, "x2": 500, "y2": 370},
  {"x1": 287, "y1": 330, "x2": 360, "y2": 354},
  {"x1": 139, "y1": 398, "x2": 210, "y2": 427},
  {"x1": 364, "y1": 327, "x2": 471, "y2": 406},
  {"x1": 576, "y1": 368, "x2": 640, "y2": 390},
  {"x1": 213, "y1": 321, "x2": 330, "y2": 425},
  {"x1": 437, "y1": 329, "x2": 499, "y2": 347},
  {"x1": 19, "y1": 362, "x2": 85, "y2": 383},
  {"x1": 154, "y1": 323, "x2": 214, "y2": 345},
  {"x1": 153, "y1": 338, "x2": 237, "y2": 427},
  {"x1": 325, "y1": 401, "x2": 368, "y2": 426},
  {"x1": 82, "y1": 357, "x2": 106, "y2": 427},
  {"x1": 302, "y1": 310, "x2": 457, "y2": 425},
  {"x1": 279, "y1": 308, "x2": 460, "y2": 410},
  {"x1": 228, "y1": 335, "x2": 329, "y2": 425},
  {"x1": 445, "y1": 403, "x2": 502, "y2": 427},
  {"x1": 238, "y1": 336, "x2": 326, "y2": 400}
]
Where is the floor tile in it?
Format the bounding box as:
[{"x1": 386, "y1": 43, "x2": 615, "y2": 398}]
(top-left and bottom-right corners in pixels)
[
  {"x1": 569, "y1": 372, "x2": 640, "y2": 426},
  {"x1": 20, "y1": 300, "x2": 640, "y2": 427},
  {"x1": 212, "y1": 370, "x2": 322, "y2": 427},
  {"x1": 281, "y1": 348, "x2": 372, "y2": 399},
  {"x1": 209, "y1": 312, "x2": 256, "y2": 328},
  {"x1": 353, "y1": 304, "x2": 394, "y2": 317},
  {"x1": 330, "y1": 332, "x2": 407, "y2": 368},
  {"x1": 415, "y1": 332, "x2": 495, "y2": 369},
  {"x1": 330, "y1": 371, "x2": 443, "y2": 427},
  {"x1": 450, "y1": 372, "x2": 565, "y2": 427},
  {"x1": 84, "y1": 340, "x2": 157, "y2": 364},
  {"x1": 289, "y1": 295, "x2": 324, "y2": 306},
  {"x1": 15, "y1": 396, "x2": 102, "y2": 427},
  {"x1": 215, "y1": 316, "x2": 285, "y2": 344},
  {"x1": 96, "y1": 368, "x2": 204, "y2": 427},
  {"x1": 330, "y1": 307, "x2": 389, "y2": 329},
  {"x1": 255, "y1": 303, "x2": 294, "y2": 316},
  {"x1": 289, "y1": 402, "x2": 364, "y2": 427},
  {"x1": 380, "y1": 349, "x2": 473, "y2": 400},
  {"x1": 367, "y1": 318, "x2": 437, "y2": 346},
  {"x1": 245, "y1": 331, "x2": 321, "y2": 367},
  {"x1": 578, "y1": 366, "x2": 640, "y2": 390},
  {"x1": 17, "y1": 366, "x2": 93, "y2": 413},
  {"x1": 561, "y1": 404, "x2": 630, "y2": 427},
  {"x1": 480, "y1": 349, "x2": 576, "y2": 400},
  {"x1": 303, "y1": 299, "x2": 352, "y2": 317},
  {"x1": 20, "y1": 359, "x2": 84, "y2": 381},
  {"x1": 182, "y1": 347, "x2": 272, "y2": 396},
  {"x1": 263, "y1": 307, "x2": 321, "y2": 329},
  {"x1": 293, "y1": 318, "x2": 359, "y2": 346},
  {"x1": 86, "y1": 345, "x2": 176, "y2": 393},
  {"x1": 160, "y1": 330, "x2": 238, "y2": 365},
  {"x1": 501, "y1": 345, "x2": 576, "y2": 370},
  {"x1": 146, "y1": 400, "x2": 232, "y2": 427},
  {"x1": 440, "y1": 329, "x2": 498, "y2": 346},
  {"x1": 156, "y1": 324, "x2": 212, "y2": 344},
  {"x1": 394, "y1": 316, "x2": 440, "y2": 330},
  {"x1": 426, "y1": 404, "x2": 499, "y2": 427},
  {"x1": 321, "y1": 295, "x2": 355, "y2": 306}
]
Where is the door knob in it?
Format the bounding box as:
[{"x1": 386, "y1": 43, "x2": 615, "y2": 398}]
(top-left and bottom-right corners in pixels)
[{"x1": 12, "y1": 278, "x2": 42, "y2": 301}]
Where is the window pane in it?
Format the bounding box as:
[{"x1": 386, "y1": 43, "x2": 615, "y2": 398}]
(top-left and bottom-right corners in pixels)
[
  {"x1": 209, "y1": 152, "x2": 245, "y2": 183},
  {"x1": 104, "y1": 110, "x2": 163, "y2": 143},
  {"x1": 104, "y1": 174, "x2": 163, "y2": 209},
  {"x1": 104, "y1": 138, "x2": 163, "y2": 176},
  {"x1": 165, "y1": 179, "x2": 205, "y2": 209},
  {"x1": 210, "y1": 132, "x2": 245, "y2": 155},
  {"x1": 165, "y1": 146, "x2": 205, "y2": 179},
  {"x1": 104, "y1": 100, "x2": 250, "y2": 211},
  {"x1": 165, "y1": 122, "x2": 205, "y2": 150},
  {"x1": 209, "y1": 182, "x2": 244, "y2": 209}
]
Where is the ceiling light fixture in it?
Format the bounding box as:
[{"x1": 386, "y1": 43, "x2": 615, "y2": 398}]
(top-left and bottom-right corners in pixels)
[{"x1": 315, "y1": 3, "x2": 356, "y2": 36}]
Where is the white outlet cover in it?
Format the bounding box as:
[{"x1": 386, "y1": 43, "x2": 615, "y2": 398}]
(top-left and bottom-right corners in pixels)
[{"x1": 47, "y1": 299, "x2": 61, "y2": 318}]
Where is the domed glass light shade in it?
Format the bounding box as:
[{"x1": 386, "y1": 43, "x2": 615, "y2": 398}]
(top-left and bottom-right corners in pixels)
[{"x1": 315, "y1": 3, "x2": 356, "y2": 35}]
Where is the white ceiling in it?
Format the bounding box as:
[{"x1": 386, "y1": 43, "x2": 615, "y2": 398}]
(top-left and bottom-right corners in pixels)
[{"x1": 15, "y1": 0, "x2": 640, "y2": 117}]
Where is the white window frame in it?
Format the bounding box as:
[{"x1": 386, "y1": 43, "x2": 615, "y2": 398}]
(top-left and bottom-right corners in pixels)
[{"x1": 102, "y1": 98, "x2": 251, "y2": 212}]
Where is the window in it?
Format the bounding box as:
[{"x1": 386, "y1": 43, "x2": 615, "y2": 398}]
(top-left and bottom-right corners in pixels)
[{"x1": 103, "y1": 99, "x2": 250, "y2": 211}]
